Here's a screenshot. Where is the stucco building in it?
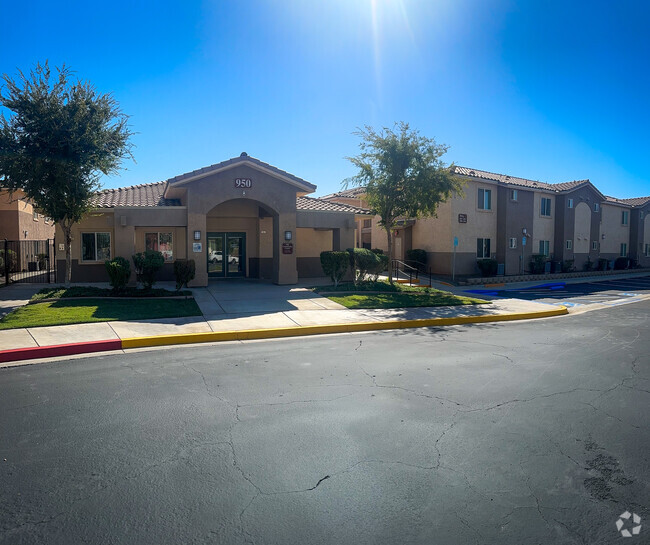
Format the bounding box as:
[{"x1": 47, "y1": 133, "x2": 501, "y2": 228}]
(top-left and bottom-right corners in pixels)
[
  {"x1": 54, "y1": 154, "x2": 369, "y2": 286},
  {"x1": 0, "y1": 190, "x2": 55, "y2": 241},
  {"x1": 324, "y1": 166, "x2": 650, "y2": 276}
]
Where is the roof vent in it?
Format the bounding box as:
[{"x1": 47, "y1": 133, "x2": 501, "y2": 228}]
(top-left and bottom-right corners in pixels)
[{"x1": 240, "y1": 152, "x2": 248, "y2": 157}]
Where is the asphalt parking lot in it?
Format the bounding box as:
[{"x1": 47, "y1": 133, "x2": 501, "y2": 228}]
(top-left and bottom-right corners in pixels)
[{"x1": 466, "y1": 274, "x2": 650, "y2": 310}]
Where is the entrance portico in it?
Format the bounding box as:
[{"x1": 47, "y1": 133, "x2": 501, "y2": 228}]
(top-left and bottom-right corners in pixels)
[{"x1": 55, "y1": 154, "x2": 370, "y2": 286}]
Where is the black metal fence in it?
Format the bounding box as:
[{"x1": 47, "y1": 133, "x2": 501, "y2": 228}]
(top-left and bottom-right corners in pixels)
[{"x1": 1, "y1": 239, "x2": 56, "y2": 285}]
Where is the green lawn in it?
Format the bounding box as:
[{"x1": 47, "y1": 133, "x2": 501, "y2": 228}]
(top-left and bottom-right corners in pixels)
[
  {"x1": 0, "y1": 298, "x2": 202, "y2": 330},
  {"x1": 31, "y1": 286, "x2": 191, "y2": 301},
  {"x1": 325, "y1": 286, "x2": 488, "y2": 309}
]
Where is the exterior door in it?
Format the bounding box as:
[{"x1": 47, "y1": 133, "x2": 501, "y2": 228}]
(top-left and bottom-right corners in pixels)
[{"x1": 207, "y1": 232, "x2": 246, "y2": 277}]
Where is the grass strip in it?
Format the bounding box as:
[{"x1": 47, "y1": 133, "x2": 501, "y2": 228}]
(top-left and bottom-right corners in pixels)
[
  {"x1": 0, "y1": 298, "x2": 201, "y2": 330},
  {"x1": 31, "y1": 286, "x2": 191, "y2": 301},
  {"x1": 327, "y1": 291, "x2": 488, "y2": 309}
]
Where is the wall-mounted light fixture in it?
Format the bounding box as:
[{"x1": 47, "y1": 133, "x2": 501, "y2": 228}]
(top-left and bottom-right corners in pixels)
[
  {"x1": 602, "y1": 234, "x2": 606, "y2": 239},
  {"x1": 284, "y1": 231, "x2": 292, "y2": 241},
  {"x1": 194, "y1": 230, "x2": 201, "y2": 240},
  {"x1": 23, "y1": 230, "x2": 28, "y2": 239}
]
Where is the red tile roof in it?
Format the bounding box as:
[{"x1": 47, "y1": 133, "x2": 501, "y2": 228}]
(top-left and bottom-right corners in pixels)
[
  {"x1": 617, "y1": 196, "x2": 650, "y2": 207},
  {"x1": 92, "y1": 181, "x2": 180, "y2": 208},
  {"x1": 296, "y1": 196, "x2": 371, "y2": 214},
  {"x1": 321, "y1": 186, "x2": 367, "y2": 199}
]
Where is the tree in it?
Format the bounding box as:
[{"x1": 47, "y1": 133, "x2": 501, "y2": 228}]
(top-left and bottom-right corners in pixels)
[
  {"x1": 0, "y1": 62, "x2": 133, "y2": 283},
  {"x1": 345, "y1": 123, "x2": 463, "y2": 283}
]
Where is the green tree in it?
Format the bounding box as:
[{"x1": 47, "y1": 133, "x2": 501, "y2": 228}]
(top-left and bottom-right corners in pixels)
[
  {"x1": 345, "y1": 123, "x2": 463, "y2": 283},
  {"x1": 0, "y1": 62, "x2": 133, "y2": 283}
]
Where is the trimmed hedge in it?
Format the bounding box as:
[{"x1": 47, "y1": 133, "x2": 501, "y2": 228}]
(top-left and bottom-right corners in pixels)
[
  {"x1": 133, "y1": 250, "x2": 164, "y2": 290},
  {"x1": 105, "y1": 257, "x2": 131, "y2": 293},
  {"x1": 477, "y1": 258, "x2": 498, "y2": 277},
  {"x1": 174, "y1": 259, "x2": 196, "y2": 290},
  {"x1": 320, "y1": 251, "x2": 349, "y2": 287}
]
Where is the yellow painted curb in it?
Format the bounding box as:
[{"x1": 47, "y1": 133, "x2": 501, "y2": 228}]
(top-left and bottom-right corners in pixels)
[{"x1": 121, "y1": 306, "x2": 568, "y2": 350}]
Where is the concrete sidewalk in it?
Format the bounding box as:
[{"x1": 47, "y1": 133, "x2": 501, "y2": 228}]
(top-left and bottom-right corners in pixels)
[{"x1": 0, "y1": 278, "x2": 565, "y2": 355}]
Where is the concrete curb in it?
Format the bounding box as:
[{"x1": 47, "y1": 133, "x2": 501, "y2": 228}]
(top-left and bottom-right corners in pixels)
[
  {"x1": 0, "y1": 339, "x2": 123, "y2": 364},
  {"x1": 0, "y1": 306, "x2": 568, "y2": 364}
]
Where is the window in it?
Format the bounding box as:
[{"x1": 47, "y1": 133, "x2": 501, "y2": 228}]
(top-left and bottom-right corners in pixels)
[
  {"x1": 510, "y1": 189, "x2": 518, "y2": 202},
  {"x1": 594, "y1": 203, "x2": 600, "y2": 212},
  {"x1": 509, "y1": 237, "x2": 517, "y2": 249},
  {"x1": 478, "y1": 188, "x2": 492, "y2": 210},
  {"x1": 645, "y1": 244, "x2": 650, "y2": 257},
  {"x1": 146, "y1": 232, "x2": 174, "y2": 261},
  {"x1": 363, "y1": 219, "x2": 371, "y2": 228},
  {"x1": 477, "y1": 238, "x2": 491, "y2": 258},
  {"x1": 621, "y1": 210, "x2": 629, "y2": 225},
  {"x1": 567, "y1": 198, "x2": 573, "y2": 209},
  {"x1": 82, "y1": 232, "x2": 111, "y2": 262},
  {"x1": 566, "y1": 240, "x2": 573, "y2": 250},
  {"x1": 620, "y1": 243, "x2": 628, "y2": 257},
  {"x1": 592, "y1": 241, "x2": 598, "y2": 251},
  {"x1": 540, "y1": 197, "x2": 552, "y2": 217},
  {"x1": 33, "y1": 210, "x2": 39, "y2": 221},
  {"x1": 539, "y1": 240, "x2": 550, "y2": 256}
]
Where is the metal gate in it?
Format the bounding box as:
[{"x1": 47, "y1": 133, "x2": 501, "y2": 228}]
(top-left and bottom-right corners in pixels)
[{"x1": 1, "y1": 239, "x2": 56, "y2": 285}]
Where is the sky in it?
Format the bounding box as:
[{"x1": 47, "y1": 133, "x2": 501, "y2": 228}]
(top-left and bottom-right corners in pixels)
[{"x1": 1, "y1": 0, "x2": 649, "y2": 199}]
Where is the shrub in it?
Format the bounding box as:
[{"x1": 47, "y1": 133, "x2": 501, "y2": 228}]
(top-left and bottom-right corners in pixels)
[
  {"x1": 0, "y1": 249, "x2": 18, "y2": 274},
  {"x1": 529, "y1": 254, "x2": 547, "y2": 274},
  {"x1": 132, "y1": 250, "x2": 164, "y2": 290},
  {"x1": 105, "y1": 257, "x2": 131, "y2": 293},
  {"x1": 369, "y1": 253, "x2": 389, "y2": 281},
  {"x1": 174, "y1": 259, "x2": 196, "y2": 291},
  {"x1": 597, "y1": 258, "x2": 609, "y2": 271},
  {"x1": 476, "y1": 258, "x2": 498, "y2": 277},
  {"x1": 321, "y1": 251, "x2": 349, "y2": 287},
  {"x1": 561, "y1": 259, "x2": 575, "y2": 273},
  {"x1": 406, "y1": 249, "x2": 427, "y2": 271},
  {"x1": 347, "y1": 247, "x2": 382, "y2": 284},
  {"x1": 583, "y1": 256, "x2": 594, "y2": 272},
  {"x1": 370, "y1": 248, "x2": 384, "y2": 254},
  {"x1": 614, "y1": 257, "x2": 630, "y2": 270}
]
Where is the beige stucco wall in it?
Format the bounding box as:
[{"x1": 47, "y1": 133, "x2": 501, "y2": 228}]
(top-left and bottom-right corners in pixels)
[
  {"x1": 55, "y1": 212, "x2": 115, "y2": 261},
  {"x1": 296, "y1": 228, "x2": 332, "y2": 257},
  {"x1": 600, "y1": 204, "x2": 630, "y2": 255},
  {"x1": 0, "y1": 190, "x2": 55, "y2": 240},
  {"x1": 206, "y1": 200, "x2": 260, "y2": 261},
  {"x1": 452, "y1": 181, "x2": 498, "y2": 257},
  {"x1": 574, "y1": 202, "x2": 591, "y2": 254},
  {"x1": 411, "y1": 201, "x2": 452, "y2": 253},
  {"x1": 532, "y1": 192, "x2": 555, "y2": 255}
]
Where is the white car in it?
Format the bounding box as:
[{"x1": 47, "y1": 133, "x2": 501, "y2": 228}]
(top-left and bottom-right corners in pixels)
[{"x1": 209, "y1": 250, "x2": 223, "y2": 264}]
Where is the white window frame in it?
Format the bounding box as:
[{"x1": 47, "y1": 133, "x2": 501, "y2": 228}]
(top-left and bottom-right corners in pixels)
[
  {"x1": 540, "y1": 197, "x2": 552, "y2": 217},
  {"x1": 567, "y1": 198, "x2": 573, "y2": 209},
  {"x1": 620, "y1": 243, "x2": 628, "y2": 257},
  {"x1": 594, "y1": 203, "x2": 600, "y2": 212},
  {"x1": 566, "y1": 240, "x2": 572, "y2": 250},
  {"x1": 509, "y1": 237, "x2": 517, "y2": 249},
  {"x1": 645, "y1": 243, "x2": 650, "y2": 257},
  {"x1": 478, "y1": 188, "x2": 492, "y2": 211},
  {"x1": 621, "y1": 210, "x2": 629, "y2": 225},
  {"x1": 81, "y1": 232, "x2": 111, "y2": 262},
  {"x1": 539, "y1": 240, "x2": 550, "y2": 256},
  {"x1": 592, "y1": 241, "x2": 598, "y2": 251},
  {"x1": 510, "y1": 189, "x2": 518, "y2": 202},
  {"x1": 145, "y1": 232, "x2": 174, "y2": 262}
]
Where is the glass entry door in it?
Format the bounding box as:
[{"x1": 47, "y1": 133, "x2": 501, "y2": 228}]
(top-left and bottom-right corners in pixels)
[{"x1": 207, "y1": 232, "x2": 246, "y2": 277}]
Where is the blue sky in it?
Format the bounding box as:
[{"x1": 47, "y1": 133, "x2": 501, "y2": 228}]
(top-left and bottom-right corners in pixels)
[{"x1": 1, "y1": 0, "x2": 649, "y2": 198}]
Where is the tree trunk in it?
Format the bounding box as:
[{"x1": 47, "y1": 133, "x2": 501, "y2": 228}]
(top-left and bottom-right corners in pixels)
[
  {"x1": 386, "y1": 226, "x2": 394, "y2": 285},
  {"x1": 63, "y1": 222, "x2": 73, "y2": 286}
]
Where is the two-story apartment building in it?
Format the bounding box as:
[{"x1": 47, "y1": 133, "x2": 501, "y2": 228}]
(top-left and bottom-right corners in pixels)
[{"x1": 323, "y1": 166, "x2": 650, "y2": 277}]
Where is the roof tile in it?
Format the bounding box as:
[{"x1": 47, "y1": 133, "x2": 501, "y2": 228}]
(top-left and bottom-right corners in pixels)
[
  {"x1": 92, "y1": 181, "x2": 181, "y2": 208},
  {"x1": 296, "y1": 196, "x2": 370, "y2": 214}
]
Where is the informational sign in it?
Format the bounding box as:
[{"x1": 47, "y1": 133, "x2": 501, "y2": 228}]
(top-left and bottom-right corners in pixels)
[
  {"x1": 458, "y1": 214, "x2": 467, "y2": 223},
  {"x1": 282, "y1": 242, "x2": 293, "y2": 254},
  {"x1": 522, "y1": 237, "x2": 526, "y2": 246},
  {"x1": 234, "y1": 178, "x2": 252, "y2": 188},
  {"x1": 453, "y1": 236, "x2": 459, "y2": 247},
  {"x1": 192, "y1": 242, "x2": 202, "y2": 253},
  {"x1": 58, "y1": 243, "x2": 65, "y2": 251}
]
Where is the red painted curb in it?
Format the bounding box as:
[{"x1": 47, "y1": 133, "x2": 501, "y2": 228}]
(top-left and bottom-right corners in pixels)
[{"x1": 0, "y1": 339, "x2": 123, "y2": 364}]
